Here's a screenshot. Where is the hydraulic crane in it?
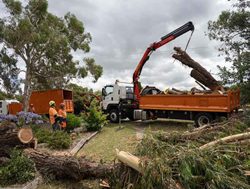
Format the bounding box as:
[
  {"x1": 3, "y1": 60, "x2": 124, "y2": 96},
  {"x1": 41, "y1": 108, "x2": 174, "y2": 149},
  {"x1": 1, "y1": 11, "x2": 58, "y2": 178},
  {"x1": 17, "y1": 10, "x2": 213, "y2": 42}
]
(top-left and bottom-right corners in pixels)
[{"x1": 133, "y1": 21, "x2": 194, "y2": 101}]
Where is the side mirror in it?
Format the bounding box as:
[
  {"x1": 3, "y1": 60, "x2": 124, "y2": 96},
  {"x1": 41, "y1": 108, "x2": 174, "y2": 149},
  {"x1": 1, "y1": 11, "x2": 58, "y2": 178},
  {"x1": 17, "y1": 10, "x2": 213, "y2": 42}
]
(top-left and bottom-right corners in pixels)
[{"x1": 102, "y1": 88, "x2": 107, "y2": 96}]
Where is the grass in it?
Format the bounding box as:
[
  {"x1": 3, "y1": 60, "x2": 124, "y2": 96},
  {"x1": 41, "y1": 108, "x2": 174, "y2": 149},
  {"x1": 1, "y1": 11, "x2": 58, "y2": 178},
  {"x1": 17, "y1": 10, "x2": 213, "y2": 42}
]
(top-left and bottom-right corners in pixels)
[
  {"x1": 78, "y1": 122, "x2": 137, "y2": 163},
  {"x1": 78, "y1": 119, "x2": 190, "y2": 163}
]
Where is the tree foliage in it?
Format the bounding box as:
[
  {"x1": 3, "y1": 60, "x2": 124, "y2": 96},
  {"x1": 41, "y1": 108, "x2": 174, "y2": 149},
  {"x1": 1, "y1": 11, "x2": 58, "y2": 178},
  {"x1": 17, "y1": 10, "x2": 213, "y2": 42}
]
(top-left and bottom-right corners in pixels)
[
  {"x1": 207, "y1": 0, "x2": 250, "y2": 103},
  {"x1": 0, "y1": 0, "x2": 103, "y2": 110},
  {"x1": 67, "y1": 83, "x2": 101, "y2": 115},
  {"x1": 0, "y1": 48, "x2": 21, "y2": 95}
]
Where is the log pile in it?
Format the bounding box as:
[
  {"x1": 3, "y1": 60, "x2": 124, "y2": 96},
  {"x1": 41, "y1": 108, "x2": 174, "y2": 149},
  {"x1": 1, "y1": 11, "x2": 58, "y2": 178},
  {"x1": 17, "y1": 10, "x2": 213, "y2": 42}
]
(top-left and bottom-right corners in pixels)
[{"x1": 162, "y1": 87, "x2": 221, "y2": 95}]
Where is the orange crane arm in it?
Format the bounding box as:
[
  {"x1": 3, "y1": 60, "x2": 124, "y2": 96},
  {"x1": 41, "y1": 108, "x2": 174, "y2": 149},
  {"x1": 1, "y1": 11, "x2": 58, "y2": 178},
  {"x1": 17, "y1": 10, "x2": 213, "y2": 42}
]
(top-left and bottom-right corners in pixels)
[{"x1": 133, "y1": 21, "x2": 194, "y2": 101}]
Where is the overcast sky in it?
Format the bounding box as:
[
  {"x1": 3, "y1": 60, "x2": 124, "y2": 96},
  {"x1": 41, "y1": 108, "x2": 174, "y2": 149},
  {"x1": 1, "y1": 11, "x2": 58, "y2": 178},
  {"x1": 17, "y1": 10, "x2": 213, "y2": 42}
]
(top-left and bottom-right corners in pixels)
[{"x1": 1, "y1": 0, "x2": 233, "y2": 91}]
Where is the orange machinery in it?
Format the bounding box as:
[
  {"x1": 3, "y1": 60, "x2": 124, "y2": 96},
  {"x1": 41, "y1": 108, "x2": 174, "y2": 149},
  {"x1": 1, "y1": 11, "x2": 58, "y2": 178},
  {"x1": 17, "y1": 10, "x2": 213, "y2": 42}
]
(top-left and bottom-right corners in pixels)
[{"x1": 29, "y1": 89, "x2": 74, "y2": 114}]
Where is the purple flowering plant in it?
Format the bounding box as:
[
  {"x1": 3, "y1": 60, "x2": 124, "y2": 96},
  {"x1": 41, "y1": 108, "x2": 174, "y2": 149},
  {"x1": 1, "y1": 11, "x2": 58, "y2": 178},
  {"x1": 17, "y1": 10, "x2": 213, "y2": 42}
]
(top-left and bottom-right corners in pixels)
[{"x1": 0, "y1": 112, "x2": 44, "y2": 125}]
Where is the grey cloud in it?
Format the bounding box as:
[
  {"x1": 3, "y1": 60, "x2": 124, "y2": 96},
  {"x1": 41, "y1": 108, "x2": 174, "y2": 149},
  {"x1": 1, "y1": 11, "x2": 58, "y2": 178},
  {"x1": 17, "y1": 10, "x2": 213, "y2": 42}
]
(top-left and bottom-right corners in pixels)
[{"x1": 0, "y1": 0, "x2": 231, "y2": 91}]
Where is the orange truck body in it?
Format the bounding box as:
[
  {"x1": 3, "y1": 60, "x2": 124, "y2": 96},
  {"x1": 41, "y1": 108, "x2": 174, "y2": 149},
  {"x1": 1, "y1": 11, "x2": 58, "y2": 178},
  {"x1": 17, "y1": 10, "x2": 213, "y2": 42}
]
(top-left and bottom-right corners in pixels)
[
  {"x1": 29, "y1": 89, "x2": 74, "y2": 115},
  {"x1": 139, "y1": 90, "x2": 240, "y2": 114},
  {"x1": 8, "y1": 103, "x2": 23, "y2": 115}
]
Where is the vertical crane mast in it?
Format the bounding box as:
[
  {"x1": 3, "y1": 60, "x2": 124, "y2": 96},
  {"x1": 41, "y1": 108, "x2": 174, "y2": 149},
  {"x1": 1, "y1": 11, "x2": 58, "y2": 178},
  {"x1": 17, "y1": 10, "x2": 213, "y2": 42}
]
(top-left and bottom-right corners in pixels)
[{"x1": 133, "y1": 21, "x2": 194, "y2": 101}]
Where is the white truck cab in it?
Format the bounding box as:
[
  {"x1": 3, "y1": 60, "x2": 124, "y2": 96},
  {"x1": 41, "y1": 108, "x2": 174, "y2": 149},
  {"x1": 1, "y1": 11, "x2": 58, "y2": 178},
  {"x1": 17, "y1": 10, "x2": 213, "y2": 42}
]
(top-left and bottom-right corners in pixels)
[{"x1": 101, "y1": 81, "x2": 135, "y2": 122}]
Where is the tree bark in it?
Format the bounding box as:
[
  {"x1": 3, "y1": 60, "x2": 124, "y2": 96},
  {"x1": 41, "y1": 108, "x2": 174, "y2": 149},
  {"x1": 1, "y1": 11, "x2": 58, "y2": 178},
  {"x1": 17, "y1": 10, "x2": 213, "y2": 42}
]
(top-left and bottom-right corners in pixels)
[
  {"x1": 172, "y1": 47, "x2": 224, "y2": 92},
  {"x1": 24, "y1": 149, "x2": 113, "y2": 180},
  {"x1": 23, "y1": 64, "x2": 32, "y2": 112},
  {"x1": 191, "y1": 70, "x2": 218, "y2": 91}
]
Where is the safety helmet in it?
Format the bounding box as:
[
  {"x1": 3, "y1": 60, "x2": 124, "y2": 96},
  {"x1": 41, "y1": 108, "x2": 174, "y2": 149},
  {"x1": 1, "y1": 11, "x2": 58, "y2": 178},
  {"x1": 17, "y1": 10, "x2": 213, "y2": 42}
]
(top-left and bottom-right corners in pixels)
[{"x1": 49, "y1": 100, "x2": 56, "y2": 106}]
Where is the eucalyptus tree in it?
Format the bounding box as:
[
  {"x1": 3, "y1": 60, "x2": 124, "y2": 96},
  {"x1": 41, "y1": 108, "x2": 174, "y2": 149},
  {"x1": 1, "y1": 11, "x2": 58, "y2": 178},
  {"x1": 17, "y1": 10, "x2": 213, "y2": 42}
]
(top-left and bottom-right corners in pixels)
[{"x1": 0, "y1": 0, "x2": 103, "y2": 110}]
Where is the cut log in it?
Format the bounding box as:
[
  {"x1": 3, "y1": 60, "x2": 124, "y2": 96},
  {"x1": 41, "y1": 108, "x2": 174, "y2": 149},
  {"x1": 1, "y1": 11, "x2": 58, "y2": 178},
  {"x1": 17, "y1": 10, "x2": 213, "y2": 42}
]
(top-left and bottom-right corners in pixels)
[
  {"x1": 24, "y1": 149, "x2": 113, "y2": 180},
  {"x1": 116, "y1": 149, "x2": 142, "y2": 173},
  {"x1": 199, "y1": 132, "x2": 250, "y2": 150},
  {"x1": 18, "y1": 127, "x2": 33, "y2": 144},
  {"x1": 245, "y1": 171, "x2": 250, "y2": 176},
  {"x1": 0, "y1": 122, "x2": 35, "y2": 157},
  {"x1": 172, "y1": 47, "x2": 224, "y2": 92},
  {"x1": 0, "y1": 122, "x2": 33, "y2": 146}
]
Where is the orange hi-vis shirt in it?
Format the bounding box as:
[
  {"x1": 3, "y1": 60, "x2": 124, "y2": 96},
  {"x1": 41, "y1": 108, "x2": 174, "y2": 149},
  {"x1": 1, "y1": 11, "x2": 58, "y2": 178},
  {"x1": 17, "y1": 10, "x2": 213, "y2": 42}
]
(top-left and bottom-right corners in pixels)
[
  {"x1": 58, "y1": 109, "x2": 67, "y2": 128},
  {"x1": 49, "y1": 107, "x2": 57, "y2": 124}
]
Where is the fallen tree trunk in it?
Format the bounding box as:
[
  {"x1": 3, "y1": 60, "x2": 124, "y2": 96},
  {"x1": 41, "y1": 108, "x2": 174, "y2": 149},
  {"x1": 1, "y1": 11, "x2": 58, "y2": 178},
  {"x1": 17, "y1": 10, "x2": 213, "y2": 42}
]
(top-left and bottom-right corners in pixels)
[
  {"x1": 24, "y1": 149, "x2": 113, "y2": 180},
  {"x1": 172, "y1": 47, "x2": 224, "y2": 92},
  {"x1": 199, "y1": 132, "x2": 250, "y2": 150}
]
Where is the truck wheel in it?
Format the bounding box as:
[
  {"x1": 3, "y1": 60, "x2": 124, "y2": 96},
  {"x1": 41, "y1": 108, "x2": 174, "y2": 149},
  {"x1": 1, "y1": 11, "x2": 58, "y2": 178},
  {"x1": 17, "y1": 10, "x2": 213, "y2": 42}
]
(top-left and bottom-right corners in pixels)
[
  {"x1": 109, "y1": 109, "x2": 119, "y2": 123},
  {"x1": 194, "y1": 113, "x2": 212, "y2": 127}
]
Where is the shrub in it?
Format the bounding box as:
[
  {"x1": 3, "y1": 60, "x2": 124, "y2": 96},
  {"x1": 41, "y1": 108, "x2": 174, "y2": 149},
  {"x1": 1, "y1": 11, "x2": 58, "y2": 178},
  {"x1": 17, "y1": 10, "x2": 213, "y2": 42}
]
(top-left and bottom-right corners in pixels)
[
  {"x1": 82, "y1": 103, "x2": 108, "y2": 131},
  {"x1": 31, "y1": 125, "x2": 71, "y2": 149},
  {"x1": 47, "y1": 130, "x2": 71, "y2": 149},
  {"x1": 66, "y1": 113, "x2": 81, "y2": 131},
  {"x1": 31, "y1": 125, "x2": 51, "y2": 143},
  {"x1": 0, "y1": 149, "x2": 35, "y2": 186}
]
